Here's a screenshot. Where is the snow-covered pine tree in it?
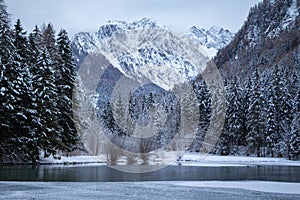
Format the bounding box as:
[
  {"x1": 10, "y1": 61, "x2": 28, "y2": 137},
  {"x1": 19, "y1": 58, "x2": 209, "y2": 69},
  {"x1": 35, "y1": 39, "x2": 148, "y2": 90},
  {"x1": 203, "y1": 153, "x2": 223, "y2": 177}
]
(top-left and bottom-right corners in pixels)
[
  {"x1": 289, "y1": 89, "x2": 300, "y2": 160},
  {"x1": 56, "y1": 29, "x2": 80, "y2": 153},
  {"x1": 246, "y1": 69, "x2": 265, "y2": 157},
  {"x1": 13, "y1": 19, "x2": 31, "y2": 62},
  {"x1": 266, "y1": 82, "x2": 277, "y2": 157},
  {"x1": 219, "y1": 80, "x2": 231, "y2": 155},
  {"x1": 42, "y1": 23, "x2": 56, "y2": 59},
  {"x1": 0, "y1": 0, "x2": 29, "y2": 162},
  {"x1": 28, "y1": 26, "x2": 43, "y2": 66},
  {"x1": 102, "y1": 101, "x2": 116, "y2": 134},
  {"x1": 266, "y1": 65, "x2": 291, "y2": 157},
  {"x1": 289, "y1": 85, "x2": 300, "y2": 160},
  {"x1": 0, "y1": 0, "x2": 14, "y2": 161},
  {"x1": 12, "y1": 19, "x2": 41, "y2": 162},
  {"x1": 279, "y1": 70, "x2": 294, "y2": 157},
  {"x1": 33, "y1": 49, "x2": 60, "y2": 157},
  {"x1": 240, "y1": 77, "x2": 252, "y2": 147},
  {"x1": 114, "y1": 94, "x2": 126, "y2": 135},
  {"x1": 289, "y1": 113, "x2": 299, "y2": 160},
  {"x1": 128, "y1": 91, "x2": 135, "y2": 119},
  {"x1": 31, "y1": 26, "x2": 43, "y2": 49},
  {"x1": 191, "y1": 80, "x2": 211, "y2": 152},
  {"x1": 226, "y1": 77, "x2": 245, "y2": 154}
]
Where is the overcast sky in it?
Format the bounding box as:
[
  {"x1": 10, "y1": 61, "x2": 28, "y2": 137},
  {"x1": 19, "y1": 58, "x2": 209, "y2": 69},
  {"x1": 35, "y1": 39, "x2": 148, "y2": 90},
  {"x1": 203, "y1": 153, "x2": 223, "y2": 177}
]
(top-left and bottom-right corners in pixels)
[{"x1": 6, "y1": 0, "x2": 262, "y2": 36}]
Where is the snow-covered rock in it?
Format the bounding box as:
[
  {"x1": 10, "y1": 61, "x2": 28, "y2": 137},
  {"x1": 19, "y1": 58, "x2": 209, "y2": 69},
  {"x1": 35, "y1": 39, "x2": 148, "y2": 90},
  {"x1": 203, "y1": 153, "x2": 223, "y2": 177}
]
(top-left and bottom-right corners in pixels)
[
  {"x1": 189, "y1": 26, "x2": 234, "y2": 57},
  {"x1": 71, "y1": 18, "x2": 234, "y2": 90}
]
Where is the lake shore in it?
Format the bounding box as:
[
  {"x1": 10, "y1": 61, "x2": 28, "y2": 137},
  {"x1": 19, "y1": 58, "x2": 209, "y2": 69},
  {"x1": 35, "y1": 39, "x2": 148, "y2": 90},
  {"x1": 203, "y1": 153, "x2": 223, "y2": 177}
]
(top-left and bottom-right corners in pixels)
[{"x1": 38, "y1": 152, "x2": 300, "y2": 167}]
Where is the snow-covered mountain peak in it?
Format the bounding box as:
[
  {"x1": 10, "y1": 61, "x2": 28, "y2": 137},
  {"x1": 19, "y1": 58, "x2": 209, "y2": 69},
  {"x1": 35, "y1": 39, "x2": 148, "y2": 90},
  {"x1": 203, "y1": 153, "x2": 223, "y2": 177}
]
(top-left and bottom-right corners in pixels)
[
  {"x1": 95, "y1": 18, "x2": 159, "y2": 40},
  {"x1": 189, "y1": 26, "x2": 235, "y2": 53},
  {"x1": 71, "y1": 19, "x2": 234, "y2": 90},
  {"x1": 107, "y1": 18, "x2": 159, "y2": 29}
]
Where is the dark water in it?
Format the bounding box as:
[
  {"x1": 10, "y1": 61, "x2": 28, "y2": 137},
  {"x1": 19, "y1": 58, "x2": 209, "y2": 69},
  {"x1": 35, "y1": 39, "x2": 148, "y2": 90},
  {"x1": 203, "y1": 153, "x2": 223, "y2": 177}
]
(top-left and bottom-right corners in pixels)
[{"x1": 0, "y1": 165, "x2": 299, "y2": 182}]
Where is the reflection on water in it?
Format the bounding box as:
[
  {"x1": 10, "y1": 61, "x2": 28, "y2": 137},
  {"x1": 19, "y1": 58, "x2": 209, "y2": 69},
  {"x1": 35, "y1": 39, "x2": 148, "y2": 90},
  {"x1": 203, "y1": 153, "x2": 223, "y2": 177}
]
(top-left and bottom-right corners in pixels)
[{"x1": 0, "y1": 165, "x2": 299, "y2": 182}]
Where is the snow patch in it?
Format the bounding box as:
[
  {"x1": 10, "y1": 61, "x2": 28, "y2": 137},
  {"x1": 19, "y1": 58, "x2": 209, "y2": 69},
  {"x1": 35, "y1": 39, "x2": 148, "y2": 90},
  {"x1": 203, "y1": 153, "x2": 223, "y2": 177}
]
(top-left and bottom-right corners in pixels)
[
  {"x1": 169, "y1": 181, "x2": 300, "y2": 194},
  {"x1": 175, "y1": 153, "x2": 300, "y2": 166}
]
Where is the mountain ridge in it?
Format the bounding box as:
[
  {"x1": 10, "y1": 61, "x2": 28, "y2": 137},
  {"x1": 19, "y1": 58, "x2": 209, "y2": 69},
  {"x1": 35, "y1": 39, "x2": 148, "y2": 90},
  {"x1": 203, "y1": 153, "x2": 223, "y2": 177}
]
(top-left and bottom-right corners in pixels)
[{"x1": 71, "y1": 18, "x2": 234, "y2": 90}]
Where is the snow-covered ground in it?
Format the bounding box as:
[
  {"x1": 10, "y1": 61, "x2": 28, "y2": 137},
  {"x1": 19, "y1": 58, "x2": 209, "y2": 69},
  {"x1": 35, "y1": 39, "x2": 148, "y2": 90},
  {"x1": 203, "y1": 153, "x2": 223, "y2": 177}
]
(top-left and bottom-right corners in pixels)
[
  {"x1": 175, "y1": 153, "x2": 300, "y2": 166},
  {"x1": 167, "y1": 181, "x2": 300, "y2": 194},
  {"x1": 40, "y1": 155, "x2": 106, "y2": 165},
  {"x1": 40, "y1": 152, "x2": 300, "y2": 167},
  {"x1": 0, "y1": 181, "x2": 299, "y2": 200}
]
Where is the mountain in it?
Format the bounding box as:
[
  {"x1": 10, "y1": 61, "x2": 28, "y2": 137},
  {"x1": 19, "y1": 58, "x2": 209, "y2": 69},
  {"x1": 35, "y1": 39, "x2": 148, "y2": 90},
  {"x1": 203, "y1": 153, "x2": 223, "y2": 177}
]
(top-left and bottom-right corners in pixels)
[
  {"x1": 214, "y1": 0, "x2": 300, "y2": 78},
  {"x1": 71, "y1": 18, "x2": 234, "y2": 90},
  {"x1": 189, "y1": 26, "x2": 235, "y2": 57}
]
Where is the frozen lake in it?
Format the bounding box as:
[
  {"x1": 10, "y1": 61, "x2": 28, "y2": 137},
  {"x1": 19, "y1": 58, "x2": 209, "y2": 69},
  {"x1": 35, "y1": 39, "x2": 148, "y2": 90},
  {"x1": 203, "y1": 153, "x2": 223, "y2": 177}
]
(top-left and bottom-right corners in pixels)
[
  {"x1": 0, "y1": 165, "x2": 300, "y2": 182},
  {"x1": 1, "y1": 165, "x2": 299, "y2": 199},
  {"x1": 0, "y1": 181, "x2": 299, "y2": 200}
]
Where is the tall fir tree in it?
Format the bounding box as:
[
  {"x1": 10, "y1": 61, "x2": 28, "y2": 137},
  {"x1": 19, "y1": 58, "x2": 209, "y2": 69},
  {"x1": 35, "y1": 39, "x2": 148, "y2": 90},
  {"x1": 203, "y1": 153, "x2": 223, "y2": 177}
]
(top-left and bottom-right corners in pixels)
[
  {"x1": 191, "y1": 80, "x2": 211, "y2": 151},
  {"x1": 0, "y1": 0, "x2": 26, "y2": 161},
  {"x1": 246, "y1": 69, "x2": 265, "y2": 157},
  {"x1": 266, "y1": 65, "x2": 291, "y2": 157},
  {"x1": 33, "y1": 49, "x2": 60, "y2": 157},
  {"x1": 226, "y1": 77, "x2": 244, "y2": 154},
  {"x1": 12, "y1": 19, "x2": 41, "y2": 162},
  {"x1": 56, "y1": 29, "x2": 80, "y2": 152},
  {"x1": 289, "y1": 89, "x2": 300, "y2": 160},
  {"x1": 42, "y1": 23, "x2": 56, "y2": 59}
]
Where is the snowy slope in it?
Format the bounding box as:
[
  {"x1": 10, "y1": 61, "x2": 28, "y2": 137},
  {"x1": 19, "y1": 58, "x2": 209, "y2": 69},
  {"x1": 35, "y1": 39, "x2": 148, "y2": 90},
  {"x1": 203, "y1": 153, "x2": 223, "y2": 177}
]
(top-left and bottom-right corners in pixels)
[
  {"x1": 189, "y1": 26, "x2": 235, "y2": 57},
  {"x1": 71, "y1": 18, "x2": 234, "y2": 90},
  {"x1": 215, "y1": 0, "x2": 300, "y2": 78}
]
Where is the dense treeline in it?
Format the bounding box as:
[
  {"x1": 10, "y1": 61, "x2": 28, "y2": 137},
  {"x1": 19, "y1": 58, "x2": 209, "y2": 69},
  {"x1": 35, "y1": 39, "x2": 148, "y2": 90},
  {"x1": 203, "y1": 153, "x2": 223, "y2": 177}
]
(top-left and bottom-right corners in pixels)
[
  {"x1": 216, "y1": 67, "x2": 299, "y2": 160},
  {"x1": 0, "y1": 0, "x2": 81, "y2": 164},
  {"x1": 100, "y1": 66, "x2": 299, "y2": 161}
]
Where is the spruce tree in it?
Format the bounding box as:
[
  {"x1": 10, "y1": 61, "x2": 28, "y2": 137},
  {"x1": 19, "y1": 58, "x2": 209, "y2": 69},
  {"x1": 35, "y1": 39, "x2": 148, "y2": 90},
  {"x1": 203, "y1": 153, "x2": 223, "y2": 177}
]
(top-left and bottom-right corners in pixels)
[
  {"x1": 33, "y1": 49, "x2": 60, "y2": 157},
  {"x1": 219, "y1": 80, "x2": 231, "y2": 155},
  {"x1": 266, "y1": 66, "x2": 291, "y2": 157},
  {"x1": 42, "y1": 23, "x2": 56, "y2": 59},
  {"x1": 289, "y1": 89, "x2": 300, "y2": 160},
  {"x1": 56, "y1": 29, "x2": 80, "y2": 152},
  {"x1": 289, "y1": 113, "x2": 299, "y2": 160},
  {"x1": 0, "y1": 0, "x2": 25, "y2": 161},
  {"x1": 12, "y1": 19, "x2": 42, "y2": 162},
  {"x1": 246, "y1": 69, "x2": 265, "y2": 157},
  {"x1": 102, "y1": 101, "x2": 116, "y2": 134},
  {"x1": 226, "y1": 77, "x2": 244, "y2": 154},
  {"x1": 192, "y1": 80, "x2": 211, "y2": 152}
]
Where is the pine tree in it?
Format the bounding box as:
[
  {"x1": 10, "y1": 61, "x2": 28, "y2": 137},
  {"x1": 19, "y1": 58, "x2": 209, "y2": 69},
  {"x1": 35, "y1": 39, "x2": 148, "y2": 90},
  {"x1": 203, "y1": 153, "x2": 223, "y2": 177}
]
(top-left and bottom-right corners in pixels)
[
  {"x1": 191, "y1": 80, "x2": 211, "y2": 152},
  {"x1": 56, "y1": 29, "x2": 80, "y2": 152},
  {"x1": 13, "y1": 19, "x2": 30, "y2": 62},
  {"x1": 31, "y1": 26, "x2": 43, "y2": 49},
  {"x1": 102, "y1": 101, "x2": 116, "y2": 134},
  {"x1": 42, "y1": 23, "x2": 56, "y2": 59},
  {"x1": 219, "y1": 80, "x2": 231, "y2": 155},
  {"x1": 266, "y1": 66, "x2": 291, "y2": 157},
  {"x1": 12, "y1": 19, "x2": 42, "y2": 162},
  {"x1": 289, "y1": 89, "x2": 300, "y2": 160},
  {"x1": 240, "y1": 77, "x2": 252, "y2": 147},
  {"x1": 33, "y1": 49, "x2": 60, "y2": 157},
  {"x1": 289, "y1": 114, "x2": 299, "y2": 160},
  {"x1": 28, "y1": 26, "x2": 42, "y2": 66},
  {"x1": 226, "y1": 77, "x2": 244, "y2": 154},
  {"x1": 246, "y1": 69, "x2": 265, "y2": 157},
  {"x1": 0, "y1": 0, "x2": 26, "y2": 161}
]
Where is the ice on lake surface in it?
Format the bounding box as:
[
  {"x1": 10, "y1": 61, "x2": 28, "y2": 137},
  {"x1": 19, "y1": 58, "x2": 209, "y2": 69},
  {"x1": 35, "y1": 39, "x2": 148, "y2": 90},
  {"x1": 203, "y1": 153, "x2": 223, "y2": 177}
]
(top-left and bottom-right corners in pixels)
[{"x1": 0, "y1": 181, "x2": 299, "y2": 200}]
